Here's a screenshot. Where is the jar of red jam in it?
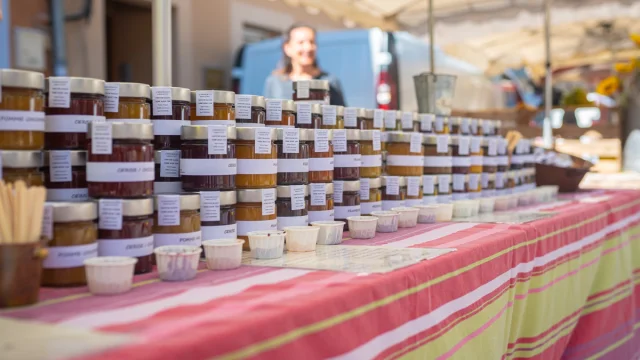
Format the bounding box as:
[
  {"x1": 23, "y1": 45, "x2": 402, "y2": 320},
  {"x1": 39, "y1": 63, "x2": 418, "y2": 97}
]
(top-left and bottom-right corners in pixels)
[
  {"x1": 451, "y1": 135, "x2": 471, "y2": 201},
  {"x1": 405, "y1": 176, "x2": 423, "y2": 207},
  {"x1": 44, "y1": 150, "x2": 88, "y2": 202},
  {"x1": 295, "y1": 102, "x2": 322, "y2": 129},
  {"x1": 293, "y1": 80, "x2": 330, "y2": 104},
  {"x1": 200, "y1": 190, "x2": 237, "y2": 241},
  {"x1": 104, "y1": 82, "x2": 151, "y2": 124},
  {"x1": 181, "y1": 125, "x2": 236, "y2": 191},
  {"x1": 235, "y1": 94, "x2": 266, "y2": 127},
  {"x1": 481, "y1": 119, "x2": 494, "y2": 137},
  {"x1": 265, "y1": 99, "x2": 296, "y2": 128},
  {"x1": 87, "y1": 122, "x2": 154, "y2": 198},
  {"x1": 496, "y1": 138, "x2": 508, "y2": 195},
  {"x1": 344, "y1": 107, "x2": 365, "y2": 129},
  {"x1": 276, "y1": 128, "x2": 311, "y2": 185},
  {"x1": 190, "y1": 90, "x2": 235, "y2": 126},
  {"x1": 45, "y1": 77, "x2": 105, "y2": 150},
  {"x1": 154, "y1": 150, "x2": 181, "y2": 194},
  {"x1": 309, "y1": 129, "x2": 334, "y2": 183},
  {"x1": 151, "y1": 86, "x2": 191, "y2": 151},
  {"x1": 470, "y1": 119, "x2": 479, "y2": 135},
  {"x1": 452, "y1": 174, "x2": 469, "y2": 200},
  {"x1": 276, "y1": 184, "x2": 309, "y2": 230},
  {"x1": 333, "y1": 129, "x2": 361, "y2": 181},
  {"x1": 333, "y1": 180, "x2": 360, "y2": 228},
  {"x1": 308, "y1": 182, "x2": 334, "y2": 223}
]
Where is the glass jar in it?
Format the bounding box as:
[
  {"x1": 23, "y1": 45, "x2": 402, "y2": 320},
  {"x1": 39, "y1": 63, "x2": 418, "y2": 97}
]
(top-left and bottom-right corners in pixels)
[
  {"x1": 276, "y1": 185, "x2": 309, "y2": 230},
  {"x1": 381, "y1": 176, "x2": 406, "y2": 210},
  {"x1": 496, "y1": 137, "x2": 508, "y2": 195},
  {"x1": 470, "y1": 119, "x2": 479, "y2": 136},
  {"x1": 419, "y1": 113, "x2": 435, "y2": 134},
  {"x1": 361, "y1": 109, "x2": 384, "y2": 130},
  {"x1": 359, "y1": 177, "x2": 382, "y2": 215},
  {"x1": 276, "y1": 128, "x2": 311, "y2": 185},
  {"x1": 190, "y1": 90, "x2": 235, "y2": 126},
  {"x1": 506, "y1": 171, "x2": 517, "y2": 194},
  {"x1": 200, "y1": 190, "x2": 237, "y2": 241},
  {"x1": 1, "y1": 150, "x2": 44, "y2": 186},
  {"x1": 292, "y1": 80, "x2": 330, "y2": 104},
  {"x1": 97, "y1": 198, "x2": 154, "y2": 274},
  {"x1": 333, "y1": 129, "x2": 361, "y2": 181},
  {"x1": 104, "y1": 82, "x2": 151, "y2": 123},
  {"x1": 87, "y1": 122, "x2": 154, "y2": 198},
  {"x1": 468, "y1": 173, "x2": 482, "y2": 199},
  {"x1": 236, "y1": 127, "x2": 277, "y2": 189},
  {"x1": 237, "y1": 188, "x2": 278, "y2": 251},
  {"x1": 41, "y1": 202, "x2": 98, "y2": 287},
  {"x1": 265, "y1": 99, "x2": 296, "y2": 128},
  {"x1": 151, "y1": 86, "x2": 191, "y2": 151},
  {"x1": 470, "y1": 136, "x2": 483, "y2": 174},
  {"x1": 450, "y1": 117, "x2": 471, "y2": 135},
  {"x1": 495, "y1": 120, "x2": 502, "y2": 137},
  {"x1": 386, "y1": 132, "x2": 424, "y2": 176},
  {"x1": 295, "y1": 102, "x2": 322, "y2": 129},
  {"x1": 405, "y1": 176, "x2": 423, "y2": 206},
  {"x1": 333, "y1": 180, "x2": 360, "y2": 229},
  {"x1": 308, "y1": 183, "x2": 334, "y2": 222},
  {"x1": 482, "y1": 173, "x2": 496, "y2": 198},
  {"x1": 344, "y1": 107, "x2": 365, "y2": 129},
  {"x1": 154, "y1": 150, "x2": 181, "y2": 194},
  {"x1": 0, "y1": 69, "x2": 45, "y2": 150},
  {"x1": 383, "y1": 110, "x2": 401, "y2": 131},
  {"x1": 482, "y1": 137, "x2": 498, "y2": 197},
  {"x1": 153, "y1": 193, "x2": 201, "y2": 248},
  {"x1": 399, "y1": 111, "x2": 417, "y2": 132},
  {"x1": 481, "y1": 120, "x2": 494, "y2": 137},
  {"x1": 181, "y1": 125, "x2": 236, "y2": 191},
  {"x1": 434, "y1": 115, "x2": 449, "y2": 135},
  {"x1": 360, "y1": 130, "x2": 382, "y2": 178},
  {"x1": 45, "y1": 77, "x2": 105, "y2": 150},
  {"x1": 235, "y1": 94, "x2": 266, "y2": 127},
  {"x1": 44, "y1": 150, "x2": 88, "y2": 202},
  {"x1": 452, "y1": 174, "x2": 469, "y2": 200},
  {"x1": 320, "y1": 105, "x2": 344, "y2": 129},
  {"x1": 436, "y1": 175, "x2": 452, "y2": 203},
  {"x1": 309, "y1": 129, "x2": 334, "y2": 183},
  {"x1": 423, "y1": 134, "x2": 452, "y2": 175},
  {"x1": 451, "y1": 136, "x2": 471, "y2": 174},
  {"x1": 422, "y1": 175, "x2": 438, "y2": 204},
  {"x1": 511, "y1": 141, "x2": 525, "y2": 171}
]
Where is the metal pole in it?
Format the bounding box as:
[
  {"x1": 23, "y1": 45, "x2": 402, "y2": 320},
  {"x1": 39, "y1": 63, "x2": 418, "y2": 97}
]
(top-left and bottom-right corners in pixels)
[
  {"x1": 542, "y1": 0, "x2": 553, "y2": 148},
  {"x1": 428, "y1": 0, "x2": 435, "y2": 73},
  {"x1": 152, "y1": 0, "x2": 172, "y2": 86},
  {"x1": 50, "y1": 0, "x2": 68, "y2": 76}
]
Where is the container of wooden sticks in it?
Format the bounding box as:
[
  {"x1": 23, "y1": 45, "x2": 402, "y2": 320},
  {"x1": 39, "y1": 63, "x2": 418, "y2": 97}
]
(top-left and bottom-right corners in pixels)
[{"x1": 0, "y1": 180, "x2": 48, "y2": 308}]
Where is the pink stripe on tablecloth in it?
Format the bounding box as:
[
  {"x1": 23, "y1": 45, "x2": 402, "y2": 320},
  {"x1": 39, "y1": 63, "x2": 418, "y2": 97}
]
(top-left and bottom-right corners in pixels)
[
  {"x1": 436, "y1": 224, "x2": 512, "y2": 248},
  {"x1": 341, "y1": 223, "x2": 451, "y2": 246}
]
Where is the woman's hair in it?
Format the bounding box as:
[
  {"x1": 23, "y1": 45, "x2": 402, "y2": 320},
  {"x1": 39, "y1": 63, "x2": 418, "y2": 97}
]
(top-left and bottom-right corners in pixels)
[{"x1": 280, "y1": 23, "x2": 319, "y2": 75}]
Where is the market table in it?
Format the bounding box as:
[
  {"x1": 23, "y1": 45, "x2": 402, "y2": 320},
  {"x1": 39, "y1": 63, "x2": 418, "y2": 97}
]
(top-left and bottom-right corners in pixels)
[{"x1": 2, "y1": 190, "x2": 640, "y2": 360}]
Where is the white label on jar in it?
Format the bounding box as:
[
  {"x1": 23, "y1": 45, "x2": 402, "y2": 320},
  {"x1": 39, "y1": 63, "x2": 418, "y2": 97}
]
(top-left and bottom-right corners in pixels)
[
  {"x1": 49, "y1": 151, "x2": 72, "y2": 182},
  {"x1": 482, "y1": 121, "x2": 492, "y2": 135},
  {"x1": 291, "y1": 185, "x2": 306, "y2": 211},
  {"x1": 91, "y1": 122, "x2": 113, "y2": 155},
  {"x1": 200, "y1": 191, "x2": 220, "y2": 222},
  {"x1": 420, "y1": 114, "x2": 433, "y2": 132},
  {"x1": 160, "y1": 150, "x2": 180, "y2": 178},
  {"x1": 0, "y1": 110, "x2": 45, "y2": 131},
  {"x1": 435, "y1": 116, "x2": 444, "y2": 132},
  {"x1": 333, "y1": 181, "x2": 344, "y2": 203},
  {"x1": 237, "y1": 219, "x2": 278, "y2": 236},
  {"x1": 191, "y1": 120, "x2": 236, "y2": 126},
  {"x1": 382, "y1": 200, "x2": 404, "y2": 211},
  {"x1": 372, "y1": 130, "x2": 381, "y2": 151},
  {"x1": 410, "y1": 132, "x2": 422, "y2": 153},
  {"x1": 373, "y1": 109, "x2": 384, "y2": 128},
  {"x1": 470, "y1": 136, "x2": 481, "y2": 153},
  {"x1": 108, "y1": 118, "x2": 152, "y2": 124},
  {"x1": 104, "y1": 83, "x2": 120, "y2": 112},
  {"x1": 384, "y1": 110, "x2": 396, "y2": 129},
  {"x1": 335, "y1": 205, "x2": 360, "y2": 219},
  {"x1": 202, "y1": 224, "x2": 237, "y2": 240},
  {"x1": 308, "y1": 210, "x2": 334, "y2": 223},
  {"x1": 266, "y1": 99, "x2": 282, "y2": 121},
  {"x1": 497, "y1": 156, "x2": 509, "y2": 166},
  {"x1": 424, "y1": 156, "x2": 453, "y2": 167},
  {"x1": 423, "y1": 196, "x2": 437, "y2": 205},
  {"x1": 438, "y1": 195, "x2": 453, "y2": 204},
  {"x1": 309, "y1": 157, "x2": 334, "y2": 171},
  {"x1": 158, "y1": 195, "x2": 180, "y2": 226},
  {"x1": 45, "y1": 114, "x2": 106, "y2": 133},
  {"x1": 153, "y1": 119, "x2": 189, "y2": 136},
  {"x1": 344, "y1": 107, "x2": 358, "y2": 127},
  {"x1": 497, "y1": 138, "x2": 507, "y2": 155},
  {"x1": 481, "y1": 173, "x2": 490, "y2": 188},
  {"x1": 360, "y1": 178, "x2": 370, "y2": 200},
  {"x1": 322, "y1": 105, "x2": 336, "y2": 126},
  {"x1": 278, "y1": 158, "x2": 309, "y2": 173},
  {"x1": 283, "y1": 128, "x2": 300, "y2": 154},
  {"x1": 469, "y1": 174, "x2": 480, "y2": 191},
  {"x1": 436, "y1": 135, "x2": 449, "y2": 153},
  {"x1": 385, "y1": 176, "x2": 400, "y2": 195},
  {"x1": 423, "y1": 175, "x2": 436, "y2": 195},
  {"x1": 361, "y1": 154, "x2": 382, "y2": 168},
  {"x1": 405, "y1": 198, "x2": 422, "y2": 207},
  {"x1": 196, "y1": 90, "x2": 214, "y2": 116},
  {"x1": 482, "y1": 157, "x2": 496, "y2": 166},
  {"x1": 334, "y1": 154, "x2": 361, "y2": 168},
  {"x1": 386, "y1": 155, "x2": 423, "y2": 167},
  {"x1": 333, "y1": 129, "x2": 347, "y2": 152},
  {"x1": 254, "y1": 127, "x2": 272, "y2": 154},
  {"x1": 452, "y1": 193, "x2": 469, "y2": 201},
  {"x1": 407, "y1": 176, "x2": 421, "y2": 197},
  {"x1": 361, "y1": 201, "x2": 382, "y2": 215},
  {"x1": 461, "y1": 118, "x2": 471, "y2": 134},
  {"x1": 152, "y1": 87, "x2": 173, "y2": 116},
  {"x1": 262, "y1": 188, "x2": 276, "y2": 216},
  {"x1": 471, "y1": 156, "x2": 483, "y2": 166},
  {"x1": 297, "y1": 103, "x2": 312, "y2": 124},
  {"x1": 458, "y1": 136, "x2": 471, "y2": 155},
  {"x1": 47, "y1": 188, "x2": 89, "y2": 202},
  {"x1": 235, "y1": 94, "x2": 252, "y2": 120},
  {"x1": 496, "y1": 172, "x2": 506, "y2": 189},
  {"x1": 155, "y1": 231, "x2": 202, "y2": 247},
  {"x1": 277, "y1": 215, "x2": 308, "y2": 230},
  {"x1": 470, "y1": 119, "x2": 478, "y2": 134},
  {"x1": 43, "y1": 243, "x2": 98, "y2": 269},
  {"x1": 310, "y1": 183, "x2": 327, "y2": 206},
  {"x1": 452, "y1": 156, "x2": 471, "y2": 167},
  {"x1": 87, "y1": 162, "x2": 154, "y2": 182},
  {"x1": 181, "y1": 158, "x2": 236, "y2": 176},
  {"x1": 154, "y1": 181, "x2": 182, "y2": 194},
  {"x1": 438, "y1": 175, "x2": 451, "y2": 194},
  {"x1": 401, "y1": 112, "x2": 413, "y2": 129},
  {"x1": 453, "y1": 174, "x2": 466, "y2": 191},
  {"x1": 41, "y1": 204, "x2": 53, "y2": 240},
  {"x1": 208, "y1": 125, "x2": 228, "y2": 155},
  {"x1": 237, "y1": 158, "x2": 277, "y2": 175},
  {"x1": 48, "y1": 77, "x2": 71, "y2": 108},
  {"x1": 98, "y1": 236, "x2": 154, "y2": 257},
  {"x1": 99, "y1": 199, "x2": 123, "y2": 230},
  {"x1": 314, "y1": 129, "x2": 329, "y2": 152},
  {"x1": 296, "y1": 81, "x2": 310, "y2": 99}
]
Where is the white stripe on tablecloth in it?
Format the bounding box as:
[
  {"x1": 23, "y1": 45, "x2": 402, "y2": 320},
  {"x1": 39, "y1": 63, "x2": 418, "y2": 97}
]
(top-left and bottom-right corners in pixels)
[
  {"x1": 330, "y1": 211, "x2": 640, "y2": 360},
  {"x1": 60, "y1": 269, "x2": 311, "y2": 329},
  {"x1": 382, "y1": 223, "x2": 478, "y2": 248}
]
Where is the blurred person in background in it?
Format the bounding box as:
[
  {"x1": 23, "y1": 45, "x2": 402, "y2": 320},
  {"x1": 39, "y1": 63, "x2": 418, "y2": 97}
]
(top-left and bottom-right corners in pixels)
[{"x1": 264, "y1": 24, "x2": 346, "y2": 106}]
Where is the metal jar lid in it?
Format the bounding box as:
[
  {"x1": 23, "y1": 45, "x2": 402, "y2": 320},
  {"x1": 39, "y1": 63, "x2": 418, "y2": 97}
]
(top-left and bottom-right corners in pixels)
[
  {"x1": 449, "y1": 135, "x2": 468, "y2": 146},
  {"x1": 110, "y1": 82, "x2": 151, "y2": 100},
  {"x1": 1, "y1": 150, "x2": 43, "y2": 168},
  {"x1": 150, "y1": 86, "x2": 190, "y2": 102},
  {"x1": 237, "y1": 94, "x2": 265, "y2": 108},
  {"x1": 359, "y1": 129, "x2": 380, "y2": 141},
  {"x1": 363, "y1": 109, "x2": 377, "y2": 119},
  {"x1": 118, "y1": 198, "x2": 154, "y2": 217},
  {"x1": 293, "y1": 80, "x2": 330, "y2": 91},
  {"x1": 154, "y1": 150, "x2": 181, "y2": 164},
  {"x1": 154, "y1": 193, "x2": 200, "y2": 211},
  {"x1": 275, "y1": 128, "x2": 314, "y2": 141},
  {"x1": 219, "y1": 190, "x2": 237, "y2": 206},
  {"x1": 43, "y1": 150, "x2": 87, "y2": 167},
  {"x1": 236, "y1": 127, "x2": 276, "y2": 141},
  {"x1": 319, "y1": 182, "x2": 333, "y2": 195},
  {"x1": 50, "y1": 201, "x2": 98, "y2": 222},
  {"x1": 0, "y1": 69, "x2": 45, "y2": 90},
  {"x1": 423, "y1": 134, "x2": 450, "y2": 146},
  {"x1": 190, "y1": 90, "x2": 235, "y2": 104},
  {"x1": 87, "y1": 122, "x2": 154, "y2": 140},
  {"x1": 46, "y1": 77, "x2": 105, "y2": 95},
  {"x1": 344, "y1": 129, "x2": 361, "y2": 141},
  {"x1": 335, "y1": 106, "x2": 344, "y2": 117},
  {"x1": 237, "y1": 188, "x2": 276, "y2": 203},
  {"x1": 276, "y1": 185, "x2": 309, "y2": 198},
  {"x1": 412, "y1": 112, "x2": 419, "y2": 122},
  {"x1": 387, "y1": 131, "x2": 420, "y2": 143},
  {"x1": 347, "y1": 107, "x2": 366, "y2": 118},
  {"x1": 338, "y1": 180, "x2": 360, "y2": 192},
  {"x1": 307, "y1": 103, "x2": 323, "y2": 115},
  {"x1": 181, "y1": 125, "x2": 237, "y2": 140},
  {"x1": 381, "y1": 176, "x2": 407, "y2": 187},
  {"x1": 364, "y1": 177, "x2": 382, "y2": 189},
  {"x1": 393, "y1": 110, "x2": 403, "y2": 120},
  {"x1": 280, "y1": 99, "x2": 296, "y2": 112}
]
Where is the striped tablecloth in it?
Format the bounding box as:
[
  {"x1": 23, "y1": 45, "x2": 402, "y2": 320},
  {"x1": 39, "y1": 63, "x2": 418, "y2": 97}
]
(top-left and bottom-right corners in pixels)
[{"x1": 3, "y1": 190, "x2": 640, "y2": 360}]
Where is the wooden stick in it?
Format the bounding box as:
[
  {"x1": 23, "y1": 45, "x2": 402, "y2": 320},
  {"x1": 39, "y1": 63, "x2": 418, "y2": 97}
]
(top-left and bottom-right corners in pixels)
[
  {"x1": 0, "y1": 181, "x2": 10, "y2": 243},
  {"x1": 16, "y1": 181, "x2": 29, "y2": 243},
  {"x1": 28, "y1": 187, "x2": 46, "y2": 243}
]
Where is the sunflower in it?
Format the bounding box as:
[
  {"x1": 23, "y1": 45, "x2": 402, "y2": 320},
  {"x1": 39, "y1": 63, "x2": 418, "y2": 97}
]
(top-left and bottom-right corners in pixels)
[
  {"x1": 614, "y1": 62, "x2": 635, "y2": 73},
  {"x1": 631, "y1": 33, "x2": 640, "y2": 47},
  {"x1": 596, "y1": 76, "x2": 620, "y2": 96}
]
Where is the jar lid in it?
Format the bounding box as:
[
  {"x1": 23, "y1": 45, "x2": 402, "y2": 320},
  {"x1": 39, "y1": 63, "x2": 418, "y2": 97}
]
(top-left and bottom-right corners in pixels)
[
  {"x1": 190, "y1": 90, "x2": 235, "y2": 104},
  {"x1": 0, "y1": 69, "x2": 44, "y2": 90},
  {"x1": 236, "y1": 127, "x2": 276, "y2": 141},
  {"x1": 495, "y1": 120, "x2": 502, "y2": 128},
  {"x1": 412, "y1": 112, "x2": 419, "y2": 122},
  {"x1": 336, "y1": 106, "x2": 344, "y2": 117},
  {"x1": 363, "y1": 109, "x2": 377, "y2": 119},
  {"x1": 309, "y1": 103, "x2": 323, "y2": 115},
  {"x1": 43, "y1": 150, "x2": 87, "y2": 167},
  {"x1": 321, "y1": 182, "x2": 334, "y2": 195},
  {"x1": 50, "y1": 201, "x2": 97, "y2": 222},
  {"x1": 450, "y1": 135, "x2": 469, "y2": 146},
  {"x1": 238, "y1": 94, "x2": 265, "y2": 108},
  {"x1": 387, "y1": 131, "x2": 419, "y2": 143},
  {"x1": 381, "y1": 176, "x2": 407, "y2": 187},
  {"x1": 219, "y1": 190, "x2": 237, "y2": 206},
  {"x1": 359, "y1": 129, "x2": 380, "y2": 141},
  {"x1": 486, "y1": 173, "x2": 496, "y2": 181},
  {"x1": 366, "y1": 177, "x2": 382, "y2": 189},
  {"x1": 423, "y1": 134, "x2": 450, "y2": 145},
  {"x1": 237, "y1": 188, "x2": 275, "y2": 203},
  {"x1": 339, "y1": 180, "x2": 360, "y2": 192},
  {"x1": 275, "y1": 128, "x2": 314, "y2": 141},
  {"x1": 347, "y1": 107, "x2": 366, "y2": 118},
  {"x1": 293, "y1": 80, "x2": 329, "y2": 91},
  {"x1": 45, "y1": 77, "x2": 105, "y2": 95},
  {"x1": 393, "y1": 110, "x2": 403, "y2": 120},
  {"x1": 278, "y1": 99, "x2": 296, "y2": 112},
  {"x1": 344, "y1": 129, "x2": 361, "y2": 141},
  {"x1": 149, "y1": 86, "x2": 190, "y2": 102},
  {"x1": 1, "y1": 150, "x2": 43, "y2": 168},
  {"x1": 154, "y1": 193, "x2": 200, "y2": 211},
  {"x1": 87, "y1": 122, "x2": 154, "y2": 140},
  {"x1": 276, "y1": 185, "x2": 309, "y2": 198},
  {"x1": 111, "y1": 82, "x2": 151, "y2": 100},
  {"x1": 438, "y1": 115, "x2": 449, "y2": 125},
  {"x1": 120, "y1": 198, "x2": 154, "y2": 217},
  {"x1": 181, "y1": 125, "x2": 237, "y2": 140}
]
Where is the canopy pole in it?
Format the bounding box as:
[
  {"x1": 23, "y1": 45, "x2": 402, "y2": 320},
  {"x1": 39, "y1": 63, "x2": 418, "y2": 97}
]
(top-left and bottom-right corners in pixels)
[
  {"x1": 152, "y1": 0, "x2": 172, "y2": 86},
  {"x1": 428, "y1": 0, "x2": 435, "y2": 73},
  {"x1": 542, "y1": 0, "x2": 553, "y2": 148}
]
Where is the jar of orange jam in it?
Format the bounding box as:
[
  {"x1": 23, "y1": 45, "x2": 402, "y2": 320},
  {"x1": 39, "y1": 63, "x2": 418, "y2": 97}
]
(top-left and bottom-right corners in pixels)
[{"x1": 0, "y1": 69, "x2": 45, "y2": 150}]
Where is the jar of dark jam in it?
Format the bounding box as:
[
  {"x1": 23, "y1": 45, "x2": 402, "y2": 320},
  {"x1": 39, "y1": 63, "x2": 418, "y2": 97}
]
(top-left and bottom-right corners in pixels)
[
  {"x1": 405, "y1": 176, "x2": 423, "y2": 207},
  {"x1": 333, "y1": 129, "x2": 361, "y2": 181},
  {"x1": 419, "y1": 113, "x2": 435, "y2": 134},
  {"x1": 151, "y1": 86, "x2": 191, "y2": 150},
  {"x1": 481, "y1": 120, "x2": 494, "y2": 137},
  {"x1": 292, "y1": 80, "x2": 330, "y2": 104},
  {"x1": 333, "y1": 180, "x2": 360, "y2": 229},
  {"x1": 451, "y1": 135, "x2": 471, "y2": 174},
  {"x1": 434, "y1": 115, "x2": 449, "y2": 134},
  {"x1": 437, "y1": 174, "x2": 453, "y2": 204},
  {"x1": 235, "y1": 94, "x2": 266, "y2": 127},
  {"x1": 381, "y1": 176, "x2": 406, "y2": 210},
  {"x1": 422, "y1": 174, "x2": 438, "y2": 204},
  {"x1": 482, "y1": 173, "x2": 496, "y2": 197},
  {"x1": 452, "y1": 174, "x2": 469, "y2": 200},
  {"x1": 362, "y1": 109, "x2": 384, "y2": 130},
  {"x1": 276, "y1": 185, "x2": 309, "y2": 230},
  {"x1": 236, "y1": 127, "x2": 277, "y2": 189},
  {"x1": 450, "y1": 117, "x2": 471, "y2": 135},
  {"x1": 423, "y1": 134, "x2": 452, "y2": 175},
  {"x1": 1, "y1": 150, "x2": 44, "y2": 186},
  {"x1": 265, "y1": 99, "x2": 296, "y2": 128},
  {"x1": 45, "y1": 77, "x2": 105, "y2": 150},
  {"x1": 470, "y1": 119, "x2": 479, "y2": 135},
  {"x1": 97, "y1": 198, "x2": 154, "y2": 274},
  {"x1": 190, "y1": 90, "x2": 235, "y2": 126},
  {"x1": 344, "y1": 107, "x2": 365, "y2": 129},
  {"x1": 309, "y1": 129, "x2": 334, "y2": 183},
  {"x1": 44, "y1": 150, "x2": 88, "y2": 202},
  {"x1": 87, "y1": 122, "x2": 154, "y2": 198},
  {"x1": 359, "y1": 177, "x2": 382, "y2": 215},
  {"x1": 154, "y1": 150, "x2": 181, "y2": 194},
  {"x1": 0, "y1": 69, "x2": 45, "y2": 150},
  {"x1": 181, "y1": 125, "x2": 236, "y2": 191},
  {"x1": 276, "y1": 128, "x2": 311, "y2": 185},
  {"x1": 308, "y1": 182, "x2": 334, "y2": 223},
  {"x1": 511, "y1": 141, "x2": 525, "y2": 171},
  {"x1": 104, "y1": 82, "x2": 151, "y2": 124},
  {"x1": 482, "y1": 137, "x2": 498, "y2": 196},
  {"x1": 320, "y1": 105, "x2": 344, "y2": 129},
  {"x1": 200, "y1": 190, "x2": 237, "y2": 241},
  {"x1": 295, "y1": 102, "x2": 322, "y2": 129}
]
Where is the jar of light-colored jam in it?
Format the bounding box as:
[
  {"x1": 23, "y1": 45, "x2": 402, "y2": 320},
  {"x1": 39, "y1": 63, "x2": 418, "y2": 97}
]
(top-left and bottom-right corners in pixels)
[
  {"x1": 308, "y1": 182, "x2": 334, "y2": 223},
  {"x1": 190, "y1": 90, "x2": 235, "y2": 126},
  {"x1": 150, "y1": 86, "x2": 190, "y2": 150},
  {"x1": 235, "y1": 94, "x2": 266, "y2": 127},
  {"x1": 237, "y1": 188, "x2": 278, "y2": 250},
  {"x1": 1, "y1": 150, "x2": 44, "y2": 186},
  {"x1": 153, "y1": 193, "x2": 202, "y2": 248},
  {"x1": 104, "y1": 82, "x2": 151, "y2": 124},
  {"x1": 361, "y1": 109, "x2": 384, "y2": 130},
  {"x1": 386, "y1": 132, "x2": 424, "y2": 176},
  {"x1": 434, "y1": 115, "x2": 449, "y2": 134},
  {"x1": 359, "y1": 130, "x2": 382, "y2": 178},
  {"x1": 265, "y1": 99, "x2": 296, "y2": 128},
  {"x1": 309, "y1": 129, "x2": 334, "y2": 183},
  {"x1": 236, "y1": 127, "x2": 277, "y2": 189},
  {"x1": 343, "y1": 107, "x2": 365, "y2": 129},
  {"x1": 320, "y1": 105, "x2": 344, "y2": 129},
  {"x1": 180, "y1": 125, "x2": 236, "y2": 191},
  {"x1": 0, "y1": 69, "x2": 45, "y2": 150},
  {"x1": 359, "y1": 177, "x2": 382, "y2": 215},
  {"x1": 419, "y1": 113, "x2": 435, "y2": 134},
  {"x1": 383, "y1": 110, "x2": 401, "y2": 131}
]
